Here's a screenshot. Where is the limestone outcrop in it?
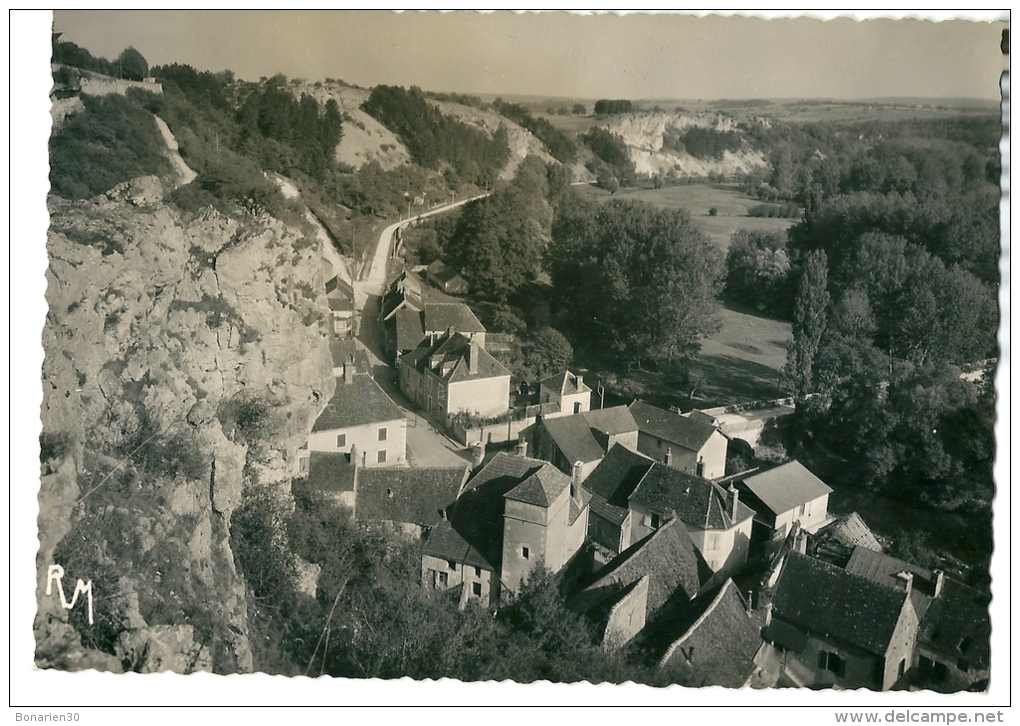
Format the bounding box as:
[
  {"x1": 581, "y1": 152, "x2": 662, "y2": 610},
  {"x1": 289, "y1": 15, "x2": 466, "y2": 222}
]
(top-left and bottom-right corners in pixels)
[{"x1": 37, "y1": 179, "x2": 334, "y2": 672}]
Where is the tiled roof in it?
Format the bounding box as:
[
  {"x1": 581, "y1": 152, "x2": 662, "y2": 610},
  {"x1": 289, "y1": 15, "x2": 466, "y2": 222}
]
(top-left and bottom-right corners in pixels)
[
  {"x1": 402, "y1": 331, "x2": 510, "y2": 383},
  {"x1": 820, "y1": 512, "x2": 883, "y2": 552},
  {"x1": 423, "y1": 302, "x2": 485, "y2": 334},
  {"x1": 771, "y1": 552, "x2": 910, "y2": 656},
  {"x1": 541, "y1": 415, "x2": 606, "y2": 465},
  {"x1": 504, "y1": 466, "x2": 572, "y2": 508},
  {"x1": 539, "y1": 370, "x2": 591, "y2": 397},
  {"x1": 739, "y1": 460, "x2": 833, "y2": 516},
  {"x1": 301, "y1": 451, "x2": 356, "y2": 492},
  {"x1": 422, "y1": 520, "x2": 496, "y2": 571},
  {"x1": 311, "y1": 374, "x2": 404, "y2": 432},
  {"x1": 394, "y1": 308, "x2": 425, "y2": 352},
  {"x1": 575, "y1": 518, "x2": 711, "y2": 616},
  {"x1": 845, "y1": 546, "x2": 933, "y2": 592},
  {"x1": 581, "y1": 406, "x2": 638, "y2": 436},
  {"x1": 584, "y1": 444, "x2": 656, "y2": 510},
  {"x1": 657, "y1": 579, "x2": 762, "y2": 688},
  {"x1": 630, "y1": 466, "x2": 756, "y2": 531},
  {"x1": 447, "y1": 453, "x2": 554, "y2": 571},
  {"x1": 569, "y1": 487, "x2": 592, "y2": 525},
  {"x1": 357, "y1": 466, "x2": 468, "y2": 529},
  {"x1": 917, "y1": 578, "x2": 990, "y2": 670},
  {"x1": 382, "y1": 286, "x2": 423, "y2": 320},
  {"x1": 629, "y1": 400, "x2": 717, "y2": 452},
  {"x1": 328, "y1": 296, "x2": 355, "y2": 312},
  {"x1": 329, "y1": 339, "x2": 370, "y2": 371},
  {"x1": 427, "y1": 260, "x2": 466, "y2": 286},
  {"x1": 325, "y1": 276, "x2": 354, "y2": 298}
]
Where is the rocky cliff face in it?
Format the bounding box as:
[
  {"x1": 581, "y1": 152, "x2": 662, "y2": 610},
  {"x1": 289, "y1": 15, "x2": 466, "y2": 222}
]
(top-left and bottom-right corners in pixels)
[
  {"x1": 37, "y1": 177, "x2": 334, "y2": 673},
  {"x1": 597, "y1": 110, "x2": 769, "y2": 178}
]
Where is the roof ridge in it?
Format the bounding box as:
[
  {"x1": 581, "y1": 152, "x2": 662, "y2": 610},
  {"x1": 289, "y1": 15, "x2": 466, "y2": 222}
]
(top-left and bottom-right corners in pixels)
[{"x1": 659, "y1": 579, "x2": 735, "y2": 667}]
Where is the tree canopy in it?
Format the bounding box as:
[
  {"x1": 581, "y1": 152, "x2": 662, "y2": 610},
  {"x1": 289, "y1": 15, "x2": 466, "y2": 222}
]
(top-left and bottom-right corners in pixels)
[{"x1": 549, "y1": 197, "x2": 724, "y2": 368}]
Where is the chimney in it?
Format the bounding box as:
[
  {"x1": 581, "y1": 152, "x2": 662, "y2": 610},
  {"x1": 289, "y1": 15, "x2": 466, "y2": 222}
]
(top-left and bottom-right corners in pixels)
[
  {"x1": 343, "y1": 354, "x2": 355, "y2": 384},
  {"x1": 515, "y1": 437, "x2": 528, "y2": 458},
  {"x1": 665, "y1": 446, "x2": 673, "y2": 467},
  {"x1": 727, "y1": 485, "x2": 740, "y2": 521},
  {"x1": 571, "y1": 460, "x2": 584, "y2": 500},
  {"x1": 468, "y1": 342, "x2": 478, "y2": 374},
  {"x1": 446, "y1": 325, "x2": 455, "y2": 338},
  {"x1": 764, "y1": 601, "x2": 773, "y2": 627},
  {"x1": 895, "y1": 571, "x2": 914, "y2": 595},
  {"x1": 471, "y1": 440, "x2": 486, "y2": 467},
  {"x1": 932, "y1": 569, "x2": 945, "y2": 598},
  {"x1": 575, "y1": 374, "x2": 583, "y2": 390}
]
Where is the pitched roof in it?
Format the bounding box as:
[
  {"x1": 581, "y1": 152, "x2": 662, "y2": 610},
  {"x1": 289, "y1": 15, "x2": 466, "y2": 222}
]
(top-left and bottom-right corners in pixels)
[
  {"x1": 539, "y1": 370, "x2": 591, "y2": 397},
  {"x1": 916, "y1": 579, "x2": 990, "y2": 670},
  {"x1": 658, "y1": 579, "x2": 763, "y2": 688},
  {"x1": 423, "y1": 302, "x2": 485, "y2": 334},
  {"x1": 325, "y1": 275, "x2": 354, "y2": 298},
  {"x1": 504, "y1": 467, "x2": 571, "y2": 507},
  {"x1": 584, "y1": 444, "x2": 656, "y2": 522},
  {"x1": 819, "y1": 512, "x2": 884, "y2": 553},
  {"x1": 541, "y1": 415, "x2": 606, "y2": 465},
  {"x1": 630, "y1": 466, "x2": 756, "y2": 531},
  {"x1": 427, "y1": 259, "x2": 467, "y2": 286},
  {"x1": 573, "y1": 517, "x2": 711, "y2": 616},
  {"x1": 328, "y1": 296, "x2": 355, "y2": 312},
  {"x1": 301, "y1": 451, "x2": 356, "y2": 492},
  {"x1": 311, "y1": 374, "x2": 404, "y2": 432},
  {"x1": 356, "y1": 466, "x2": 468, "y2": 529},
  {"x1": 629, "y1": 400, "x2": 717, "y2": 452},
  {"x1": 394, "y1": 308, "x2": 425, "y2": 352},
  {"x1": 382, "y1": 286, "x2": 423, "y2": 320},
  {"x1": 845, "y1": 546, "x2": 933, "y2": 592},
  {"x1": 329, "y1": 339, "x2": 370, "y2": 371},
  {"x1": 739, "y1": 460, "x2": 833, "y2": 516},
  {"x1": 422, "y1": 520, "x2": 496, "y2": 570},
  {"x1": 771, "y1": 552, "x2": 911, "y2": 656},
  {"x1": 446, "y1": 453, "x2": 558, "y2": 570},
  {"x1": 581, "y1": 406, "x2": 638, "y2": 436},
  {"x1": 402, "y1": 331, "x2": 510, "y2": 383}
]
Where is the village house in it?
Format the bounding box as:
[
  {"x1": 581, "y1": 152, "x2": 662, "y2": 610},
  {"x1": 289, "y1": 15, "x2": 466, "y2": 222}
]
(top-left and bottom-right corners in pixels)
[
  {"x1": 760, "y1": 551, "x2": 919, "y2": 691},
  {"x1": 568, "y1": 517, "x2": 714, "y2": 649},
  {"x1": 298, "y1": 358, "x2": 407, "y2": 473},
  {"x1": 728, "y1": 460, "x2": 834, "y2": 556},
  {"x1": 583, "y1": 444, "x2": 756, "y2": 576},
  {"x1": 421, "y1": 451, "x2": 590, "y2": 605},
  {"x1": 629, "y1": 400, "x2": 728, "y2": 480},
  {"x1": 324, "y1": 275, "x2": 357, "y2": 337},
  {"x1": 537, "y1": 370, "x2": 592, "y2": 418},
  {"x1": 523, "y1": 406, "x2": 639, "y2": 483},
  {"x1": 656, "y1": 578, "x2": 764, "y2": 688},
  {"x1": 294, "y1": 451, "x2": 467, "y2": 539},
  {"x1": 426, "y1": 259, "x2": 469, "y2": 295},
  {"x1": 842, "y1": 547, "x2": 990, "y2": 692},
  {"x1": 422, "y1": 303, "x2": 486, "y2": 347},
  {"x1": 398, "y1": 330, "x2": 511, "y2": 426},
  {"x1": 381, "y1": 270, "x2": 425, "y2": 323}
]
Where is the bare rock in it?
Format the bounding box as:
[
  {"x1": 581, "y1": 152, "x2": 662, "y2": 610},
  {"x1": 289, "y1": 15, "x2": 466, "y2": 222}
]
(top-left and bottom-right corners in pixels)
[
  {"x1": 115, "y1": 625, "x2": 213, "y2": 673},
  {"x1": 105, "y1": 176, "x2": 164, "y2": 207}
]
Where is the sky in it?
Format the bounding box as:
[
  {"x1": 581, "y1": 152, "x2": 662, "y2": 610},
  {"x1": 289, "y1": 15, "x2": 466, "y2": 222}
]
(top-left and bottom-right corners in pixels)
[{"x1": 49, "y1": 10, "x2": 1008, "y2": 101}]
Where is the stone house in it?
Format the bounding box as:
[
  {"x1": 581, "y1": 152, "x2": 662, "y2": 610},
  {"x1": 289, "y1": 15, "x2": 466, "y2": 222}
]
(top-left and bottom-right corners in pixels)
[
  {"x1": 538, "y1": 370, "x2": 592, "y2": 418},
  {"x1": 398, "y1": 330, "x2": 511, "y2": 425},
  {"x1": 584, "y1": 444, "x2": 756, "y2": 576},
  {"x1": 299, "y1": 361, "x2": 406, "y2": 472},
  {"x1": 523, "y1": 406, "x2": 639, "y2": 483},
  {"x1": 629, "y1": 400, "x2": 728, "y2": 480},
  {"x1": 426, "y1": 259, "x2": 469, "y2": 295}
]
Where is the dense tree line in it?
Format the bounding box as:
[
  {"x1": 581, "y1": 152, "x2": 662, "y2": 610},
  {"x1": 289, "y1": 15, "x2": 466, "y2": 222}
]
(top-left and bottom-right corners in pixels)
[
  {"x1": 493, "y1": 99, "x2": 578, "y2": 163},
  {"x1": 593, "y1": 99, "x2": 633, "y2": 115},
  {"x1": 362, "y1": 85, "x2": 510, "y2": 186},
  {"x1": 53, "y1": 36, "x2": 149, "y2": 81},
  {"x1": 549, "y1": 197, "x2": 724, "y2": 370},
  {"x1": 724, "y1": 230, "x2": 793, "y2": 317},
  {"x1": 234, "y1": 75, "x2": 343, "y2": 181}
]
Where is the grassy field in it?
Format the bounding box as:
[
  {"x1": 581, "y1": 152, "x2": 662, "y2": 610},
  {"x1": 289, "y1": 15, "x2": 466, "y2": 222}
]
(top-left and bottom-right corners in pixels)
[{"x1": 575, "y1": 182, "x2": 796, "y2": 250}]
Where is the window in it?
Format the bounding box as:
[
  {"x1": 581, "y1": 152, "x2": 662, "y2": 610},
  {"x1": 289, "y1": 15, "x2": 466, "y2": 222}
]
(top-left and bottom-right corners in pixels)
[
  {"x1": 696, "y1": 459, "x2": 705, "y2": 477},
  {"x1": 798, "y1": 503, "x2": 807, "y2": 517},
  {"x1": 650, "y1": 513, "x2": 661, "y2": 529},
  {"x1": 818, "y1": 651, "x2": 846, "y2": 677},
  {"x1": 378, "y1": 427, "x2": 387, "y2": 441},
  {"x1": 299, "y1": 457, "x2": 309, "y2": 473},
  {"x1": 474, "y1": 566, "x2": 482, "y2": 577},
  {"x1": 336, "y1": 433, "x2": 346, "y2": 448},
  {"x1": 437, "y1": 571, "x2": 448, "y2": 586},
  {"x1": 522, "y1": 546, "x2": 530, "y2": 560},
  {"x1": 377, "y1": 450, "x2": 387, "y2": 464},
  {"x1": 573, "y1": 401, "x2": 582, "y2": 414},
  {"x1": 448, "y1": 560, "x2": 457, "y2": 571},
  {"x1": 472, "y1": 582, "x2": 482, "y2": 597}
]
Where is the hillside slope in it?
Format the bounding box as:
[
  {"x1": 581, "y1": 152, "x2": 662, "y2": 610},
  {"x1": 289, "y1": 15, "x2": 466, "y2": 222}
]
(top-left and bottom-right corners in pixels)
[{"x1": 38, "y1": 178, "x2": 334, "y2": 672}]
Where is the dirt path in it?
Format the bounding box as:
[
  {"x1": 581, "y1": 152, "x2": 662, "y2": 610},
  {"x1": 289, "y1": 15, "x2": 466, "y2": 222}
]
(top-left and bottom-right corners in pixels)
[{"x1": 153, "y1": 115, "x2": 197, "y2": 188}]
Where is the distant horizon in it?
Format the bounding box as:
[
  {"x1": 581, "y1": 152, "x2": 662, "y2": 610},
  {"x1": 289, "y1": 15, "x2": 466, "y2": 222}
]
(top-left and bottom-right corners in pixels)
[{"x1": 51, "y1": 11, "x2": 1007, "y2": 102}]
